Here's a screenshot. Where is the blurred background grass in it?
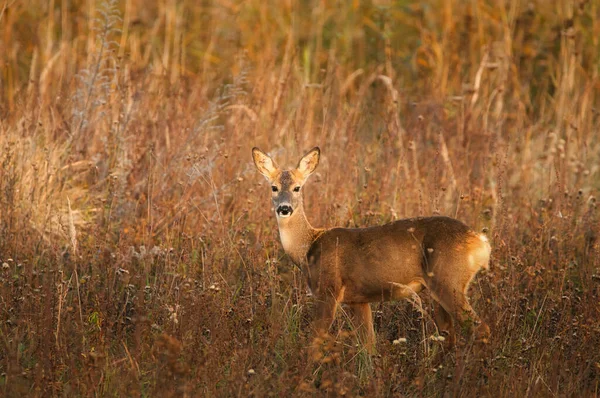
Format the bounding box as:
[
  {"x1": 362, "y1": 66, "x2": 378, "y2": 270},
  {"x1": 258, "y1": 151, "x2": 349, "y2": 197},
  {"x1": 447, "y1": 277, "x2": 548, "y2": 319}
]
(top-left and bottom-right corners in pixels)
[{"x1": 1, "y1": 0, "x2": 599, "y2": 396}]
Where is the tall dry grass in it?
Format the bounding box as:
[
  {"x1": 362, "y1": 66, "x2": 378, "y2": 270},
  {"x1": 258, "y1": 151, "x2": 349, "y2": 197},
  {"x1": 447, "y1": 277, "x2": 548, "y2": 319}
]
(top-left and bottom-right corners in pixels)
[{"x1": 0, "y1": 0, "x2": 599, "y2": 396}]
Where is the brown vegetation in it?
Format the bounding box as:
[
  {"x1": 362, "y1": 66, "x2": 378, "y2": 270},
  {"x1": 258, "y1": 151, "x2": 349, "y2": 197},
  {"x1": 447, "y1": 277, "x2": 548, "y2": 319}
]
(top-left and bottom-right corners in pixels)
[{"x1": 0, "y1": 0, "x2": 599, "y2": 396}]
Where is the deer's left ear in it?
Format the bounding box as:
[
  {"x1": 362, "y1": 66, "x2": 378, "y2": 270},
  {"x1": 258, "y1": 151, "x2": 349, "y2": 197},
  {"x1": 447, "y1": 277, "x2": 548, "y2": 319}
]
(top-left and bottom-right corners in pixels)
[
  {"x1": 252, "y1": 147, "x2": 279, "y2": 180},
  {"x1": 296, "y1": 147, "x2": 320, "y2": 179}
]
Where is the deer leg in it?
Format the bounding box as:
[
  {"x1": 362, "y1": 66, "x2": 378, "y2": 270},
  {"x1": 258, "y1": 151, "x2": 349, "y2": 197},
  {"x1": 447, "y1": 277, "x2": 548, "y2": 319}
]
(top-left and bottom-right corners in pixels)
[
  {"x1": 432, "y1": 301, "x2": 455, "y2": 350},
  {"x1": 313, "y1": 287, "x2": 345, "y2": 337},
  {"x1": 452, "y1": 296, "x2": 490, "y2": 343},
  {"x1": 428, "y1": 280, "x2": 489, "y2": 343},
  {"x1": 443, "y1": 292, "x2": 489, "y2": 342},
  {"x1": 309, "y1": 289, "x2": 343, "y2": 360},
  {"x1": 347, "y1": 303, "x2": 376, "y2": 353}
]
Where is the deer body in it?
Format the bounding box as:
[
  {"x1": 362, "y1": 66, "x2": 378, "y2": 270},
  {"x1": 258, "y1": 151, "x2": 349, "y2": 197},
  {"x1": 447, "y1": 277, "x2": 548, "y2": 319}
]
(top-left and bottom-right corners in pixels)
[
  {"x1": 252, "y1": 147, "x2": 491, "y2": 351},
  {"x1": 307, "y1": 217, "x2": 489, "y2": 302}
]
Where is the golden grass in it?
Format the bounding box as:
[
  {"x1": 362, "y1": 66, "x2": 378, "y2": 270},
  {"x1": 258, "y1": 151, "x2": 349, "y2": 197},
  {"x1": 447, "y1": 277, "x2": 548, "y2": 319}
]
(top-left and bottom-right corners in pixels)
[{"x1": 1, "y1": 0, "x2": 599, "y2": 396}]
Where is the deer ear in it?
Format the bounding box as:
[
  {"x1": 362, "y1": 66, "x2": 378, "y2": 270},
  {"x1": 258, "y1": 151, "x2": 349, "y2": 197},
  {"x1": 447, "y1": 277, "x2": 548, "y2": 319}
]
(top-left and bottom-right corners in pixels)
[
  {"x1": 252, "y1": 147, "x2": 278, "y2": 179},
  {"x1": 296, "y1": 147, "x2": 320, "y2": 179}
]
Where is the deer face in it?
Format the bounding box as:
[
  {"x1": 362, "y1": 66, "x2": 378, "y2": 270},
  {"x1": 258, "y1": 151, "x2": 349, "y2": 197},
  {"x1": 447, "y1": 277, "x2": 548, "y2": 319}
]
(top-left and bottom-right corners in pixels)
[{"x1": 252, "y1": 147, "x2": 320, "y2": 219}]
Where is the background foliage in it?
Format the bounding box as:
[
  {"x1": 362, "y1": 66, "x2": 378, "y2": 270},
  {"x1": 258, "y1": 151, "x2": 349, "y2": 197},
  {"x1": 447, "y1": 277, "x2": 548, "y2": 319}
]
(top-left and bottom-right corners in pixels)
[{"x1": 1, "y1": 0, "x2": 599, "y2": 396}]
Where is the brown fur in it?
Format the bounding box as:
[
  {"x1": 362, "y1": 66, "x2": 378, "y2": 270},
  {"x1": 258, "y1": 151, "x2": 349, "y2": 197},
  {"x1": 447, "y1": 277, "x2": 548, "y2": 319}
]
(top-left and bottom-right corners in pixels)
[{"x1": 252, "y1": 147, "x2": 491, "y2": 352}]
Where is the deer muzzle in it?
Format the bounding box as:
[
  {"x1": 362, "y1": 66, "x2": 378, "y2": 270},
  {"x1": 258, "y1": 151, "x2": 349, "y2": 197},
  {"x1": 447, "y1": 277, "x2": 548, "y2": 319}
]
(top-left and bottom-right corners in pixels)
[{"x1": 276, "y1": 204, "x2": 293, "y2": 217}]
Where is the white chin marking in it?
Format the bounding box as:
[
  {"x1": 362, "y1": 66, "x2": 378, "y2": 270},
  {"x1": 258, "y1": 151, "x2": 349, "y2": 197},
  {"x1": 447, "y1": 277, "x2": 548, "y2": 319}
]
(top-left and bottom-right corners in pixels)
[{"x1": 277, "y1": 213, "x2": 291, "y2": 218}]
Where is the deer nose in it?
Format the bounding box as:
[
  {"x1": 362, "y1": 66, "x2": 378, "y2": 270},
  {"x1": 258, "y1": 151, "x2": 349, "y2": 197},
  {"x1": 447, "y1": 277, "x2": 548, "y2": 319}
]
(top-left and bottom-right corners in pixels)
[{"x1": 277, "y1": 204, "x2": 293, "y2": 217}]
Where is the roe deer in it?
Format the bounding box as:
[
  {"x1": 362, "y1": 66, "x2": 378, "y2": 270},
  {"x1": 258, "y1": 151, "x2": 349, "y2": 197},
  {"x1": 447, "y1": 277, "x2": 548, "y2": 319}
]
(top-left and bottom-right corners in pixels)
[{"x1": 252, "y1": 146, "x2": 491, "y2": 352}]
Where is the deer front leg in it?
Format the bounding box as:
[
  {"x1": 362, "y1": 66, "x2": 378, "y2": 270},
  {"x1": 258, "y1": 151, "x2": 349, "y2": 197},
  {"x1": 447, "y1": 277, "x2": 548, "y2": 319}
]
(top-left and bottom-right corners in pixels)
[
  {"x1": 309, "y1": 287, "x2": 345, "y2": 359},
  {"x1": 348, "y1": 303, "x2": 376, "y2": 353},
  {"x1": 313, "y1": 287, "x2": 345, "y2": 335}
]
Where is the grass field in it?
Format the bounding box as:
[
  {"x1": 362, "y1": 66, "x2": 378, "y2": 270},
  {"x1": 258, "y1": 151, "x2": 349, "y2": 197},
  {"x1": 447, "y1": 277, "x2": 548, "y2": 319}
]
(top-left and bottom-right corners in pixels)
[{"x1": 1, "y1": 0, "x2": 599, "y2": 396}]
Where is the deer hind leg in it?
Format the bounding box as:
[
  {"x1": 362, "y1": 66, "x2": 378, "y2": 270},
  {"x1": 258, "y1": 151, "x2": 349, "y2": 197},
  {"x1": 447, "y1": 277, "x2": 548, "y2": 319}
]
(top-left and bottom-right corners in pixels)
[
  {"x1": 347, "y1": 303, "x2": 376, "y2": 353},
  {"x1": 428, "y1": 273, "x2": 490, "y2": 343},
  {"x1": 433, "y1": 302, "x2": 455, "y2": 349}
]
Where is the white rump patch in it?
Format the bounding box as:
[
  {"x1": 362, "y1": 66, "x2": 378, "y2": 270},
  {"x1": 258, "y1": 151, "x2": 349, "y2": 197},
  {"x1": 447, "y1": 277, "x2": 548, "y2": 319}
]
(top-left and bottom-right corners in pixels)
[
  {"x1": 469, "y1": 235, "x2": 492, "y2": 271},
  {"x1": 468, "y1": 254, "x2": 475, "y2": 268}
]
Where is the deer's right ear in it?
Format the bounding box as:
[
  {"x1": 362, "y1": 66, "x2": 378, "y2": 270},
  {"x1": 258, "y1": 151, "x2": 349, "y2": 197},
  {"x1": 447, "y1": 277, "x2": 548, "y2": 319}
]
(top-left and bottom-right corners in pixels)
[{"x1": 252, "y1": 147, "x2": 278, "y2": 180}]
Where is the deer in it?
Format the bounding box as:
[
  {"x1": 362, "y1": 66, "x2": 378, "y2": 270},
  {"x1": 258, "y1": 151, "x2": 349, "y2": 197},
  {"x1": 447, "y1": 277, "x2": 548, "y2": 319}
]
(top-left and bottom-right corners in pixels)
[{"x1": 252, "y1": 146, "x2": 491, "y2": 353}]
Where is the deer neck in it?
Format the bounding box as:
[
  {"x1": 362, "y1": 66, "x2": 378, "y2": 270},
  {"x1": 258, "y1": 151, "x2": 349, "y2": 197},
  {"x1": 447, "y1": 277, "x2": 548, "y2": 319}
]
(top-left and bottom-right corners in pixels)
[{"x1": 276, "y1": 205, "x2": 319, "y2": 266}]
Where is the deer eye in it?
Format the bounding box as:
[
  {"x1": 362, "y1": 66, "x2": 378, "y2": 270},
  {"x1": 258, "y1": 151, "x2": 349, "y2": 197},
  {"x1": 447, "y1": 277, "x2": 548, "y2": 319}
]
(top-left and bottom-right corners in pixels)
[
  {"x1": 271, "y1": 186, "x2": 278, "y2": 192},
  {"x1": 293, "y1": 186, "x2": 301, "y2": 192}
]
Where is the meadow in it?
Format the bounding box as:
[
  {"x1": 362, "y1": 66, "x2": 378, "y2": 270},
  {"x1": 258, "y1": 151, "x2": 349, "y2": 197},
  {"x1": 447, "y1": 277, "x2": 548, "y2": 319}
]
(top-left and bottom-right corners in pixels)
[{"x1": 1, "y1": 0, "x2": 599, "y2": 396}]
